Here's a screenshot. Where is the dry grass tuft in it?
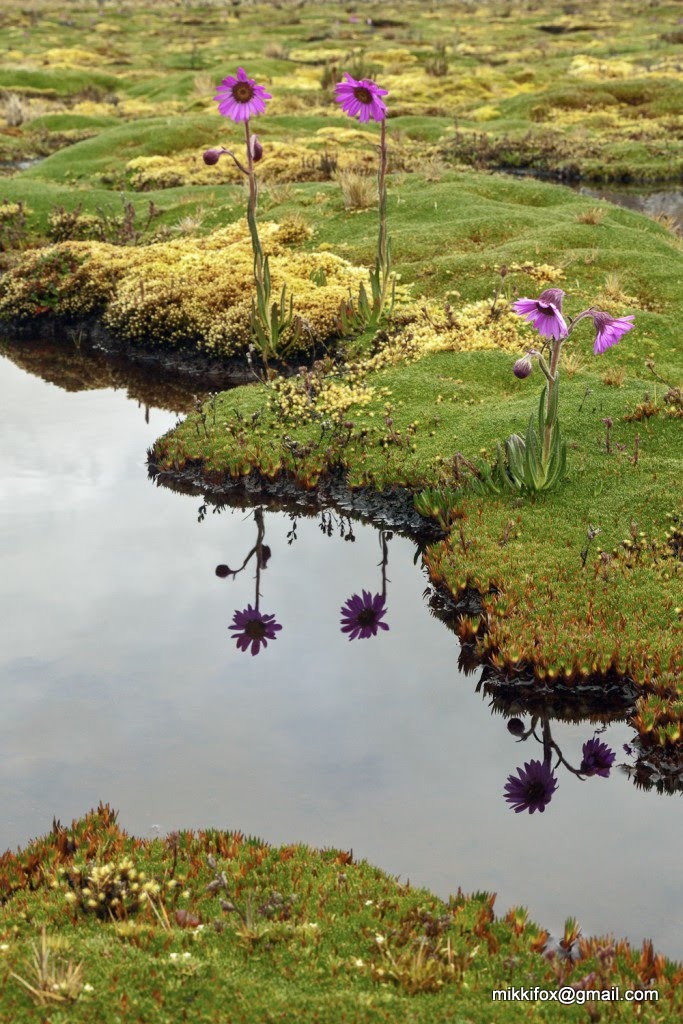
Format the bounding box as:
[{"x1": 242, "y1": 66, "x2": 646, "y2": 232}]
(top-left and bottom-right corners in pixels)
[
  {"x1": 562, "y1": 351, "x2": 586, "y2": 376},
  {"x1": 335, "y1": 170, "x2": 376, "y2": 210},
  {"x1": 576, "y1": 206, "x2": 606, "y2": 225},
  {"x1": 603, "y1": 365, "x2": 627, "y2": 387},
  {"x1": 11, "y1": 928, "x2": 84, "y2": 1007}
]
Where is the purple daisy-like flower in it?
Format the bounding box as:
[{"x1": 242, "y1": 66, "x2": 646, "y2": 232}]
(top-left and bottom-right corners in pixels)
[
  {"x1": 340, "y1": 590, "x2": 389, "y2": 640},
  {"x1": 335, "y1": 73, "x2": 388, "y2": 123},
  {"x1": 214, "y1": 67, "x2": 272, "y2": 123},
  {"x1": 504, "y1": 759, "x2": 558, "y2": 814},
  {"x1": 512, "y1": 288, "x2": 568, "y2": 341},
  {"x1": 580, "y1": 737, "x2": 616, "y2": 778},
  {"x1": 229, "y1": 604, "x2": 282, "y2": 656},
  {"x1": 589, "y1": 311, "x2": 634, "y2": 355}
]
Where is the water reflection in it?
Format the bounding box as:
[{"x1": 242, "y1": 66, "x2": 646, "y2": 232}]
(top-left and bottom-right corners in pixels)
[
  {"x1": 216, "y1": 508, "x2": 283, "y2": 656},
  {"x1": 2, "y1": 337, "x2": 683, "y2": 957},
  {"x1": 503, "y1": 716, "x2": 615, "y2": 815},
  {"x1": 340, "y1": 531, "x2": 391, "y2": 641},
  {"x1": 0, "y1": 335, "x2": 206, "y2": 417}
]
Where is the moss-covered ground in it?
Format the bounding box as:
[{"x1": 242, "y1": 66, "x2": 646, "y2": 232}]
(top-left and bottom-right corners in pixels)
[
  {"x1": 1, "y1": 1, "x2": 682, "y2": 1016},
  {"x1": 0, "y1": 806, "x2": 681, "y2": 1021},
  {"x1": 1, "y1": 0, "x2": 682, "y2": 184}
]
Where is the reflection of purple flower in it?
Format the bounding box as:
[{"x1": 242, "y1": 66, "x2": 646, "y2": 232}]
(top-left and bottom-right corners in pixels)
[
  {"x1": 230, "y1": 604, "x2": 282, "y2": 656},
  {"x1": 580, "y1": 737, "x2": 616, "y2": 778},
  {"x1": 504, "y1": 760, "x2": 558, "y2": 814},
  {"x1": 335, "y1": 73, "x2": 388, "y2": 123},
  {"x1": 214, "y1": 67, "x2": 272, "y2": 123},
  {"x1": 340, "y1": 591, "x2": 389, "y2": 640},
  {"x1": 512, "y1": 289, "x2": 568, "y2": 341},
  {"x1": 589, "y1": 311, "x2": 634, "y2": 355}
]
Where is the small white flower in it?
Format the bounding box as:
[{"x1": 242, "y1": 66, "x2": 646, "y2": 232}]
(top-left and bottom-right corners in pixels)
[
  {"x1": 83, "y1": 984, "x2": 94, "y2": 992},
  {"x1": 375, "y1": 934, "x2": 385, "y2": 945},
  {"x1": 182, "y1": 952, "x2": 191, "y2": 959},
  {"x1": 169, "y1": 952, "x2": 179, "y2": 960},
  {"x1": 0, "y1": 944, "x2": 9, "y2": 952},
  {"x1": 354, "y1": 958, "x2": 364, "y2": 968},
  {"x1": 364, "y1": 900, "x2": 373, "y2": 906}
]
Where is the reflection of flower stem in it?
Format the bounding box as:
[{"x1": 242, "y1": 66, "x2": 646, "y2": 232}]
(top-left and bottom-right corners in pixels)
[
  {"x1": 379, "y1": 530, "x2": 390, "y2": 601},
  {"x1": 253, "y1": 507, "x2": 264, "y2": 611},
  {"x1": 519, "y1": 715, "x2": 611, "y2": 779}
]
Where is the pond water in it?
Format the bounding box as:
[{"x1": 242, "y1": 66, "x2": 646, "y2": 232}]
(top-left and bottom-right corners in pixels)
[
  {"x1": 577, "y1": 184, "x2": 683, "y2": 233},
  {"x1": 501, "y1": 170, "x2": 683, "y2": 233},
  {"x1": 1, "y1": 338, "x2": 682, "y2": 960}
]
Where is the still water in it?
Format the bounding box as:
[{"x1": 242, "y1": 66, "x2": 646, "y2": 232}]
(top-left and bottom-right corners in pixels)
[{"x1": 1, "y1": 338, "x2": 681, "y2": 959}]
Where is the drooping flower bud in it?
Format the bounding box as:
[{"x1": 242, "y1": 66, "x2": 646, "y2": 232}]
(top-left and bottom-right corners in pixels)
[
  {"x1": 507, "y1": 717, "x2": 526, "y2": 737},
  {"x1": 250, "y1": 134, "x2": 263, "y2": 162},
  {"x1": 513, "y1": 356, "x2": 533, "y2": 379},
  {"x1": 203, "y1": 147, "x2": 226, "y2": 166},
  {"x1": 215, "y1": 564, "x2": 232, "y2": 577}
]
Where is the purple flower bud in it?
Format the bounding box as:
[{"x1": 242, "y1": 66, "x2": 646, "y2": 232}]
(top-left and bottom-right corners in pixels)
[
  {"x1": 203, "y1": 147, "x2": 225, "y2": 166},
  {"x1": 250, "y1": 135, "x2": 263, "y2": 162},
  {"x1": 513, "y1": 356, "x2": 533, "y2": 379},
  {"x1": 215, "y1": 564, "x2": 231, "y2": 577}
]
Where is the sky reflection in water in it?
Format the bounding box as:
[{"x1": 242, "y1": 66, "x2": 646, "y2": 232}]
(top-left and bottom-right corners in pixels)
[{"x1": 1, "y1": 340, "x2": 682, "y2": 958}]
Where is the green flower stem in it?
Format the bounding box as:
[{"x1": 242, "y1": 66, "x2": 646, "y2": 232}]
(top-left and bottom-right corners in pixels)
[
  {"x1": 244, "y1": 119, "x2": 270, "y2": 374},
  {"x1": 377, "y1": 120, "x2": 388, "y2": 279},
  {"x1": 375, "y1": 117, "x2": 392, "y2": 313},
  {"x1": 543, "y1": 338, "x2": 564, "y2": 463}
]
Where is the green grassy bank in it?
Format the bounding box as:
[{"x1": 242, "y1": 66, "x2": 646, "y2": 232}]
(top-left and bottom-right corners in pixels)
[{"x1": 0, "y1": 806, "x2": 681, "y2": 1022}]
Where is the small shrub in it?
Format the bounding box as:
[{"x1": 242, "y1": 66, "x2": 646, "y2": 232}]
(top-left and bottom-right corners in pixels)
[{"x1": 62, "y1": 857, "x2": 160, "y2": 919}]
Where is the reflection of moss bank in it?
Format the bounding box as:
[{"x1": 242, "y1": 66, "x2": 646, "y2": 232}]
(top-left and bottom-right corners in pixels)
[
  {"x1": 0, "y1": 337, "x2": 208, "y2": 413},
  {"x1": 1, "y1": 805, "x2": 682, "y2": 1021}
]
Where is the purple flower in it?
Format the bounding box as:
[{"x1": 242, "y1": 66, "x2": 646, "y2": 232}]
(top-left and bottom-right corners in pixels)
[
  {"x1": 504, "y1": 759, "x2": 558, "y2": 814},
  {"x1": 335, "y1": 73, "x2": 388, "y2": 123},
  {"x1": 589, "y1": 311, "x2": 634, "y2": 355},
  {"x1": 340, "y1": 590, "x2": 389, "y2": 640},
  {"x1": 512, "y1": 288, "x2": 568, "y2": 341},
  {"x1": 580, "y1": 737, "x2": 616, "y2": 778},
  {"x1": 513, "y1": 356, "x2": 533, "y2": 379},
  {"x1": 230, "y1": 604, "x2": 282, "y2": 656},
  {"x1": 214, "y1": 67, "x2": 272, "y2": 123}
]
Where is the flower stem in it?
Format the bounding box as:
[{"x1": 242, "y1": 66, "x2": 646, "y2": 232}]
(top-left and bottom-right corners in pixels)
[
  {"x1": 543, "y1": 338, "x2": 563, "y2": 463},
  {"x1": 376, "y1": 118, "x2": 392, "y2": 312},
  {"x1": 244, "y1": 119, "x2": 270, "y2": 375}
]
